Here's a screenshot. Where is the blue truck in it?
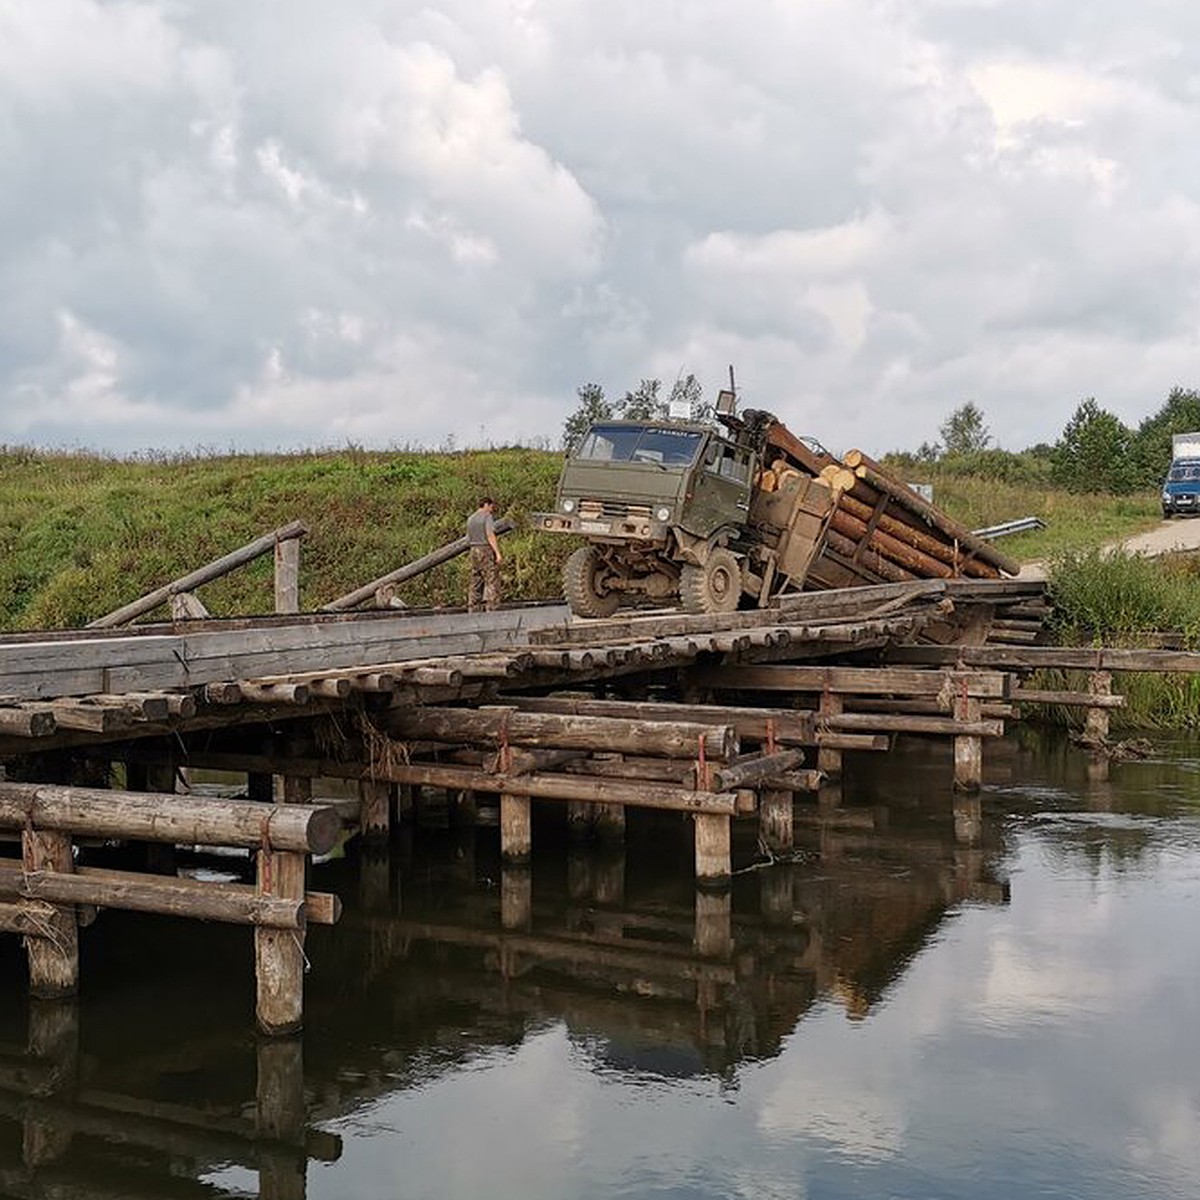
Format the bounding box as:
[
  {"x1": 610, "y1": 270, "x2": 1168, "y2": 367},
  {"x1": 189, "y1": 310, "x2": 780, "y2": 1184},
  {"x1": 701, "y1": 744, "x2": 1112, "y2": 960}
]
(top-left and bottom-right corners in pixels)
[{"x1": 1161, "y1": 432, "x2": 1200, "y2": 517}]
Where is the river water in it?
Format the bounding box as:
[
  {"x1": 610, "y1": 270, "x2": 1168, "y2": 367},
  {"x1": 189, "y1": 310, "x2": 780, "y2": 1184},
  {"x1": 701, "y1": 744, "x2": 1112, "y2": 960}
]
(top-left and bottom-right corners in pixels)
[{"x1": 2, "y1": 730, "x2": 1200, "y2": 1199}]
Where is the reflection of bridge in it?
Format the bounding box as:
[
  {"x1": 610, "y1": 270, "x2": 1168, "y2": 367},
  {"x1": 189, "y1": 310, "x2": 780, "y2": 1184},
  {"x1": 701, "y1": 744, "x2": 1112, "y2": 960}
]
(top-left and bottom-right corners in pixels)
[{"x1": 0, "y1": 793, "x2": 1008, "y2": 1199}]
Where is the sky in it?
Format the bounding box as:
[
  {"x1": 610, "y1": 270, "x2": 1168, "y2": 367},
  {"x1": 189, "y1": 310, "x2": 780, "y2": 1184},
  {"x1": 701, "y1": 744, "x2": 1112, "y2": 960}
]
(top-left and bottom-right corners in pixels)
[{"x1": 4, "y1": 0, "x2": 1200, "y2": 457}]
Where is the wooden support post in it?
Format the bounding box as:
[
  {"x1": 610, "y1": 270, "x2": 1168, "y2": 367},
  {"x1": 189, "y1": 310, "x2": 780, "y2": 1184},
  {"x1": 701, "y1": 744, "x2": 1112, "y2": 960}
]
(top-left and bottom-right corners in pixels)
[
  {"x1": 501, "y1": 865, "x2": 532, "y2": 931},
  {"x1": 694, "y1": 813, "x2": 731, "y2": 886},
  {"x1": 274, "y1": 537, "x2": 301, "y2": 615},
  {"x1": 500, "y1": 793, "x2": 531, "y2": 864},
  {"x1": 22, "y1": 999, "x2": 79, "y2": 1169},
  {"x1": 954, "y1": 696, "x2": 984, "y2": 792},
  {"x1": 256, "y1": 774, "x2": 309, "y2": 1037},
  {"x1": 566, "y1": 851, "x2": 593, "y2": 903},
  {"x1": 953, "y1": 795, "x2": 982, "y2": 846},
  {"x1": 256, "y1": 1036, "x2": 307, "y2": 1200},
  {"x1": 694, "y1": 889, "x2": 732, "y2": 958},
  {"x1": 359, "y1": 779, "x2": 391, "y2": 843},
  {"x1": 817, "y1": 780, "x2": 843, "y2": 809},
  {"x1": 760, "y1": 864, "x2": 794, "y2": 926},
  {"x1": 593, "y1": 802, "x2": 625, "y2": 845},
  {"x1": 817, "y1": 695, "x2": 844, "y2": 778},
  {"x1": 592, "y1": 851, "x2": 625, "y2": 906},
  {"x1": 759, "y1": 789, "x2": 794, "y2": 854},
  {"x1": 21, "y1": 829, "x2": 79, "y2": 999},
  {"x1": 566, "y1": 801, "x2": 593, "y2": 841},
  {"x1": 1084, "y1": 670, "x2": 1113, "y2": 745},
  {"x1": 358, "y1": 844, "x2": 391, "y2": 913}
]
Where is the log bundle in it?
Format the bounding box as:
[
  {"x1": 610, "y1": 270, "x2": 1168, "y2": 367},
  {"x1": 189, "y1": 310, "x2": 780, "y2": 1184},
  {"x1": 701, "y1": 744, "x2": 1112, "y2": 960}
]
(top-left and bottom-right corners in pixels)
[{"x1": 745, "y1": 413, "x2": 1022, "y2": 597}]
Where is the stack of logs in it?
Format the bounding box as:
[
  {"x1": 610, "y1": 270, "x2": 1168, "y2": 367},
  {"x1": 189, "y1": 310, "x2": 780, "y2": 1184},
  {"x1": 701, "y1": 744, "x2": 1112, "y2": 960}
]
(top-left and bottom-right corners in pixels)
[{"x1": 751, "y1": 417, "x2": 1022, "y2": 590}]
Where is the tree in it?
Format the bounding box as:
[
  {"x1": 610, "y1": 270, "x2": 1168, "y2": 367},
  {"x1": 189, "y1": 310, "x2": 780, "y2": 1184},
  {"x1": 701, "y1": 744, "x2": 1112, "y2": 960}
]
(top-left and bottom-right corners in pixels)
[
  {"x1": 1130, "y1": 387, "x2": 1200, "y2": 484},
  {"x1": 1051, "y1": 398, "x2": 1136, "y2": 494},
  {"x1": 666, "y1": 372, "x2": 715, "y2": 424},
  {"x1": 939, "y1": 403, "x2": 991, "y2": 456},
  {"x1": 615, "y1": 378, "x2": 667, "y2": 421},
  {"x1": 562, "y1": 382, "x2": 613, "y2": 452}
]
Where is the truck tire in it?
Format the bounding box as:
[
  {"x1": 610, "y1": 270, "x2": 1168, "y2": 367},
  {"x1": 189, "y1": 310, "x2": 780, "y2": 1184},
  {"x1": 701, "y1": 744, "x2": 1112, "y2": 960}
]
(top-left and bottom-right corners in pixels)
[
  {"x1": 563, "y1": 546, "x2": 621, "y2": 619},
  {"x1": 680, "y1": 548, "x2": 742, "y2": 615}
]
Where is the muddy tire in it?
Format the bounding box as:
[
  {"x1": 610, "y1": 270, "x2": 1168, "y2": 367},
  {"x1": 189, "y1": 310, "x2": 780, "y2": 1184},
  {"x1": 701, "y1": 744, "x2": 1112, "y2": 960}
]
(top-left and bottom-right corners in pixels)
[
  {"x1": 679, "y1": 548, "x2": 742, "y2": 615},
  {"x1": 563, "y1": 546, "x2": 621, "y2": 619}
]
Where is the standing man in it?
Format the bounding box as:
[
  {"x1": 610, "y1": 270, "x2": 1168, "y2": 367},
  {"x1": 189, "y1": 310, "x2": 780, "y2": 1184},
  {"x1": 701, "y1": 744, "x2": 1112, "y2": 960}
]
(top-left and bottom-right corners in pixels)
[{"x1": 466, "y1": 496, "x2": 502, "y2": 612}]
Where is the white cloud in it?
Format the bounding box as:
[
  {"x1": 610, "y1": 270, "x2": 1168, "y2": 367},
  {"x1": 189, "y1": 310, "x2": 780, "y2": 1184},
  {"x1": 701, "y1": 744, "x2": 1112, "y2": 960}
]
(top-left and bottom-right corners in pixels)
[{"x1": 4, "y1": 0, "x2": 1200, "y2": 452}]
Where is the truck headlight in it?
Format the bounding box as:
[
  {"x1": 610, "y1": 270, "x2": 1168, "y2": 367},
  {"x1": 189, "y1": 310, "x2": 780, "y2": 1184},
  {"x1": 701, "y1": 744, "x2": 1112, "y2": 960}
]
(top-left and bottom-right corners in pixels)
[
  {"x1": 561, "y1": 498, "x2": 576, "y2": 513},
  {"x1": 656, "y1": 506, "x2": 671, "y2": 522},
  {"x1": 1162, "y1": 492, "x2": 1171, "y2": 502}
]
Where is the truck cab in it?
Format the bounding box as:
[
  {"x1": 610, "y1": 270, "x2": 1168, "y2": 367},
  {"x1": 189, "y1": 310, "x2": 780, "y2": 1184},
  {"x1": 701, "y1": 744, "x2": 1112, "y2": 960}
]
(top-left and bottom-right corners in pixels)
[{"x1": 534, "y1": 420, "x2": 758, "y2": 616}]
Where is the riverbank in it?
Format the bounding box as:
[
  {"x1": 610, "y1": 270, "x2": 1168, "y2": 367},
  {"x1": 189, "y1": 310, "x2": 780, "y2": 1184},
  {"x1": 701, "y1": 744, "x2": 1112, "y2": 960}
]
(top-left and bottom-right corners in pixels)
[{"x1": 0, "y1": 445, "x2": 1165, "y2": 631}]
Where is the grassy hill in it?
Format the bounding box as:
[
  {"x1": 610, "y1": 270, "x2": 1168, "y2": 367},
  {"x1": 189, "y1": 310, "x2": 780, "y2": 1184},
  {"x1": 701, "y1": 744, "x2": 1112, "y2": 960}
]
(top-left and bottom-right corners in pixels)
[{"x1": 0, "y1": 444, "x2": 1166, "y2": 631}]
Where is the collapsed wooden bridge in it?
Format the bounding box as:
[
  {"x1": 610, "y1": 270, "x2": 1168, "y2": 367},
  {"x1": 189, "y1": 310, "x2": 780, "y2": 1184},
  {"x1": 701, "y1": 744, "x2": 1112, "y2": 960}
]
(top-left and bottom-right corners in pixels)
[{"x1": 2, "y1": 539, "x2": 1196, "y2": 1038}]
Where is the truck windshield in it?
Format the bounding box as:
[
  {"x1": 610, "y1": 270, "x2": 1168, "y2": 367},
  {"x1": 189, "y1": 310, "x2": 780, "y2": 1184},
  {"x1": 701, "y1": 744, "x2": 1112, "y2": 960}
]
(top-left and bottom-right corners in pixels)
[
  {"x1": 1168, "y1": 463, "x2": 1200, "y2": 482},
  {"x1": 577, "y1": 425, "x2": 702, "y2": 467}
]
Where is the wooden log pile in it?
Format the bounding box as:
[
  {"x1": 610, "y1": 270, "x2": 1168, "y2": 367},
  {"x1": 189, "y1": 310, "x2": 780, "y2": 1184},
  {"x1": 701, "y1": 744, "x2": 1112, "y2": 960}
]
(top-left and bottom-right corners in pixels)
[
  {"x1": 743, "y1": 413, "x2": 1021, "y2": 593},
  {"x1": 0, "y1": 781, "x2": 342, "y2": 1035}
]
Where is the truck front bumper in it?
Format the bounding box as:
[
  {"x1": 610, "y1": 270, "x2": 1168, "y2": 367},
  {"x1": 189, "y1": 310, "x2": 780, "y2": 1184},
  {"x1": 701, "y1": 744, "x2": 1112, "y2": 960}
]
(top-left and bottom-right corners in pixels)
[{"x1": 532, "y1": 512, "x2": 670, "y2": 542}]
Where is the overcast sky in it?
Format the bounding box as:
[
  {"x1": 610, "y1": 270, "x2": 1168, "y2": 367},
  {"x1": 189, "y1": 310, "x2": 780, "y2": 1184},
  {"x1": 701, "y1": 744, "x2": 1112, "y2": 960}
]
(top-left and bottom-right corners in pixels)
[{"x1": 4, "y1": 0, "x2": 1200, "y2": 456}]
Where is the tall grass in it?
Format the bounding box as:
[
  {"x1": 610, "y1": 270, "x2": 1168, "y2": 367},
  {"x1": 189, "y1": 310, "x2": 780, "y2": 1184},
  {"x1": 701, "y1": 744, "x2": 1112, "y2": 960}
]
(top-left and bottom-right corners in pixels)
[{"x1": 1040, "y1": 549, "x2": 1200, "y2": 730}]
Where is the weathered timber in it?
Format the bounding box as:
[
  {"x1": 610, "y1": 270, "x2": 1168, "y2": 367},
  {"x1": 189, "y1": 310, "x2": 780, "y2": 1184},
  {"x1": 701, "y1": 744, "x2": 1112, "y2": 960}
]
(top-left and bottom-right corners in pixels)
[
  {"x1": 759, "y1": 789, "x2": 794, "y2": 854},
  {"x1": 89, "y1": 520, "x2": 309, "y2": 628},
  {"x1": 837, "y1": 493, "x2": 995, "y2": 578},
  {"x1": 374, "y1": 763, "x2": 738, "y2": 814},
  {"x1": 843, "y1": 450, "x2": 1020, "y2": 576},
  {"x1": 501, "y1": 794, "x2": 532, "y2": 863},
  {"x1": 1012, "y1": 688, "x2": 1126, "y2": 708},
  {"x1": 47, "y1": 700, "x2": 134, "y2": 734},
  {"x1": 0, "y1": 605, "x2": 569, "y2": 702},
  {"x1": 823, "y1": 527, "x2": 916, "y2": 584},
  {"x1": 22, "y1": 829, "x2": 78, "y2": 998},
  {"x1": 384, "y1": 706, "x2": 739, "y2": 761},
  {"x1": 817, "y1": 733, "x2": 891, "y2": 751},
  {"x1": 0, "y1": 784, "x2": 340, "y2": 853},
  {"x1": 505, "y1": 695, "x2": 817, "y2": 745},
  {"x1": 321, "y1": 518, "x2": 516, "y2": 611},
  {"x1": 562, "y1": 756, "x2": 693, "y2": 783},
  {"x1": 954, "y1": 695, "x2": 984, "y2": 791},
  {"x1": 0, "y1": 707, "x2": 56, "y2": 737},
  {"x1": 883, "y1": 644, "x2": 1200, "y2": 673},
  {"x1": 0, "y1": 861, "x2": 308, "y2": 929},
  {"x1": 763, "y1": 769, "x2": 824, "y2": 791},
  {"x1": 706, "y1": 750, "x2": 806, "y2": 792},
  {"x1": 205, "y1": 681, "x2": 311, "y2": 706},
  {"x1": 820, "y1": 712, "x2": 1004, "y2": 737},
  {"x1": 690, "y1": 664, "x2": 1009, "y2": 698},
  {"x1": 274, "y1": 536, "x2": 301, "y2": 615},
  {"x1": 0, "y1": 898, "x2": 58, "y2": 935},
  {"x1": 829, "y1": 506, "x2": 954, "y2": 579},
  {"x1": 90, "y1": 693, "x2": 171, "y2": 721},
  {"x1": 694, "y1": 814, "x2": 732, "y2": 884}
]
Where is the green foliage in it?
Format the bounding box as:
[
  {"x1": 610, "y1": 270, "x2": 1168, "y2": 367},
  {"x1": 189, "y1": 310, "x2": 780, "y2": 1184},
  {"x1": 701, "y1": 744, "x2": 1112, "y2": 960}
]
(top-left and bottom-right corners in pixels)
[
  {"x1": 1040, "y1": 549, "x2": 1200, "y2": 730},
  {"x1": 1129, "y1": 386, "x2": 1200, "y2": 485},
  {"x1": 561, "y1": 382, "x2": 613, "y2": 453},
  {"x1": 0, "y1": 445, "x2": 569, "y2": 631},
  {"x1": 938, "y1": 402, "x2": 991, "y2": 455},
  {"x1": 1051, "y1": 398, "x2": 1137, "y2": 494},
  {"x1": 616, "y1": 378, "x2": 668, "y2": 421}
]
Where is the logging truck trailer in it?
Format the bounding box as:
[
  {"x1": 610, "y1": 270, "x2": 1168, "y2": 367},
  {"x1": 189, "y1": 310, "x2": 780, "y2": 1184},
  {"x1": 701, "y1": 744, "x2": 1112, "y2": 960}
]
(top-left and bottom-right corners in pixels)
[{"x1": 533, "y1": 411, "x2": 834, "y2": 617}]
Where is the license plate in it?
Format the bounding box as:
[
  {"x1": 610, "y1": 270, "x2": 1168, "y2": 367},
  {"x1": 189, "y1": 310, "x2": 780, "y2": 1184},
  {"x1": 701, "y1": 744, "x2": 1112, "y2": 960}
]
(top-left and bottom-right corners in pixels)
[{"x1": 581, "y1": 520, "x2": 609, "y2": 533}]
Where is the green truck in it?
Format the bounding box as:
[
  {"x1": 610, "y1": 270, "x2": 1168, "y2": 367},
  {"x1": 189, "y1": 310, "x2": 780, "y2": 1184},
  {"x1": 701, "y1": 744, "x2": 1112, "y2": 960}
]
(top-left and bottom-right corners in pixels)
[{"x1": 533, "y1": 410, "x2": 835, "y2": 617}]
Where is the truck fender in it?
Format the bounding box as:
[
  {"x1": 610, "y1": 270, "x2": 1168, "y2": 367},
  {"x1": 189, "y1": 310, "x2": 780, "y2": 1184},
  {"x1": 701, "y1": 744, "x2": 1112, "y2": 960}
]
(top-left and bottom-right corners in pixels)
[{"x1": 673, "y1": 527, "x2": 743, "y2": 568}]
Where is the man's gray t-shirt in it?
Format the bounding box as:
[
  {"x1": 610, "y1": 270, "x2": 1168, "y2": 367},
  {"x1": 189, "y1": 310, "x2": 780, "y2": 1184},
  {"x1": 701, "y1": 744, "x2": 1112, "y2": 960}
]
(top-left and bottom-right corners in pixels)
[{"x1": 466, "y1": 508, "x2": 495, "y2": 546}]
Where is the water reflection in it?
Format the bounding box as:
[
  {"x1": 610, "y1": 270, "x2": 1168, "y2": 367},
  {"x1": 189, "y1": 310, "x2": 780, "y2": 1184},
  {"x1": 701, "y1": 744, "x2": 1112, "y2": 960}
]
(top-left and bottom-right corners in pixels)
[{"x1": 2, "y1": 731, "x2": 1200, "y2": 1198}]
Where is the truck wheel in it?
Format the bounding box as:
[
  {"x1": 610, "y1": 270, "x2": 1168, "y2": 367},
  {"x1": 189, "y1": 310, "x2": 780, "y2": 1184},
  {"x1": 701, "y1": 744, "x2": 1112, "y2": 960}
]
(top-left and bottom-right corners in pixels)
[
  {"x1": 563, "y1": 546, "x2": 621, "y2": 619},
  {"x1": 680, "y1": 548, "x2": 742, "y2": 615}
]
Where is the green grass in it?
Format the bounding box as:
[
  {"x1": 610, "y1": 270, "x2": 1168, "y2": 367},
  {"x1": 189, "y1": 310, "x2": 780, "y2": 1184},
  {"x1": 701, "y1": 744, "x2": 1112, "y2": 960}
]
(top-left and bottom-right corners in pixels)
[
  {"x1": 1031, "y1": 548, "x2": 1200, "y2": 730},
  {"x1": 0, "y1": 444, "x2": 1176, "y2": 639},
  {"x1": 0, "y1": 445, "x2": 569, "y2": 630}
]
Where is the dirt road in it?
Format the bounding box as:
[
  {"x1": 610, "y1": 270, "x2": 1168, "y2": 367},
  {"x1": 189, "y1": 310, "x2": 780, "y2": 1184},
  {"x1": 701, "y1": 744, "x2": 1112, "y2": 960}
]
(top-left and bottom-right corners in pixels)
[{"x1": 1018, "y1": 515, "x2": 1200, "y2": 579}]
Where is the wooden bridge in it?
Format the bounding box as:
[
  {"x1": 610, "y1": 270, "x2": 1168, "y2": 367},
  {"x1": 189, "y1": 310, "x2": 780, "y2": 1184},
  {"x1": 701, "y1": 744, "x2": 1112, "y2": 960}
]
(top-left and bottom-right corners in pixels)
[{"x1": 2, "y1": 524, "x2": 1197, "y2": 1039}]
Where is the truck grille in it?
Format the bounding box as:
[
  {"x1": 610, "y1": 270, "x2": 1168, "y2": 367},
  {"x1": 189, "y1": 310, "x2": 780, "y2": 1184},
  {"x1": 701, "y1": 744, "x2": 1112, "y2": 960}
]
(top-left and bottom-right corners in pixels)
[{"x1": 579, "y1": 500, "x2": 653, "y2": 520}]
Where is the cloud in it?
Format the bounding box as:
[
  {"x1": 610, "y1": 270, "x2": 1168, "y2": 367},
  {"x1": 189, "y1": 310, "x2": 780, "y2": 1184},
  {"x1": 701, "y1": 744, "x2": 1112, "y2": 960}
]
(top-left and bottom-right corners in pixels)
[{"x1": 4, "y1": 0, "x2": 1200, "y2": 452}]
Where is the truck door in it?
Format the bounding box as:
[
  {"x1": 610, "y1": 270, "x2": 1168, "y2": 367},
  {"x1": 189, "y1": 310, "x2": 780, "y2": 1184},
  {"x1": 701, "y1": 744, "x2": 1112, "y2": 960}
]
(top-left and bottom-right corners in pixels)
[{"x1": 684, "y1": 440, "x2": 753, "y2": 538}]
